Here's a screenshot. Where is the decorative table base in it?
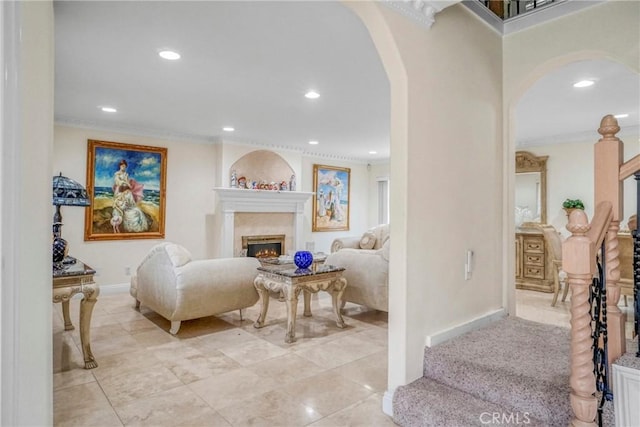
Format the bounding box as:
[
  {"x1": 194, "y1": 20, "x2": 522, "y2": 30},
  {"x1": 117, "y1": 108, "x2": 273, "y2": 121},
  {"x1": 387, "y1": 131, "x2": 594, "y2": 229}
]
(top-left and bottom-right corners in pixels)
[
  {"x1": 53, "y1": 260, "x2": 99, "y2": 369},
  {"x1": 253, "y1": 265, "x2": 347, "y2": 343}
]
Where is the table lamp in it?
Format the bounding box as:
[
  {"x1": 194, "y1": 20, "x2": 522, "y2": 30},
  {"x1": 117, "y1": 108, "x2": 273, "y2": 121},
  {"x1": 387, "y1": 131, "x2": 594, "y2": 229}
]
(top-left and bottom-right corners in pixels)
[{"x1": 52, "y1": 173, "x2": 90, "y2": 268}]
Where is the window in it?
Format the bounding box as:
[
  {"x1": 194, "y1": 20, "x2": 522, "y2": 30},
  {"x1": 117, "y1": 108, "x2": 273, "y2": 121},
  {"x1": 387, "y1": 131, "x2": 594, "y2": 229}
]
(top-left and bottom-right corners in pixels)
[{"x1": 377, "y1": 177, "x2": 389, "y2": 225}]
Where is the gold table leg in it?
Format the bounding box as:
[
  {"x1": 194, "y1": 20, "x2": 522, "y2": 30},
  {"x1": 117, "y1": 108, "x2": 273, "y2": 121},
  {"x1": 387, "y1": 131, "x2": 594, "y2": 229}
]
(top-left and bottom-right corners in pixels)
[
  {"x1": 62, "y1": 300, "x2": 74, "y2": 331},
  {"x1": 79, "y1": 285, "x2": 99, "y2": 369}
]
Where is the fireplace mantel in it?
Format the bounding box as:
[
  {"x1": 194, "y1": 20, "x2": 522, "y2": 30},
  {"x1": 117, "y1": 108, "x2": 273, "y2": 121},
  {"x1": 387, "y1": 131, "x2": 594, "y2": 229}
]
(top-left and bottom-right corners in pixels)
[{"x1": 213, "y1": 187, "x2": 314, "y2": 257}]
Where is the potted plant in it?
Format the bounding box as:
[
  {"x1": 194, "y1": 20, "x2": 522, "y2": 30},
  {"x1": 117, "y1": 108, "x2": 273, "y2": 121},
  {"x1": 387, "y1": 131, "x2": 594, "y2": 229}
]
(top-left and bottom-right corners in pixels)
[{"x1": 563, "y1": 198, "x2": 584, "y2": 218}]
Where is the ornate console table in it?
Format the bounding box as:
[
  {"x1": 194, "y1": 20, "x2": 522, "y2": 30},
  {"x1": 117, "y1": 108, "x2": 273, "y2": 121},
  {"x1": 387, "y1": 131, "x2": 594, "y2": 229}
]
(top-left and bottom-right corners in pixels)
[
  {"x1": 52, "y1": 259, "x2": 99, "y2": 369},
  {"x1": 253, "y1": 264, "x2": 347, "y2": 343}
]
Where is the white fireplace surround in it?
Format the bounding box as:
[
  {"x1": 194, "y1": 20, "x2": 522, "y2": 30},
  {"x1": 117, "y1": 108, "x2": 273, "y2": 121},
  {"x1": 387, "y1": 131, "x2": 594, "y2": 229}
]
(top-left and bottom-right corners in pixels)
[{"x1": 213, "y1": 188, "x2": 314, "y2": 258}]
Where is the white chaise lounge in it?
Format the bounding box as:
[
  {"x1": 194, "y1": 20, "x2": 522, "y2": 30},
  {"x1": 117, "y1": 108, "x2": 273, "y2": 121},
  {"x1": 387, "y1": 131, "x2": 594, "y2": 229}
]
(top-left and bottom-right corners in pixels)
[{"x1": 130, "y1": 242, "x2": 260, "y2": 334}]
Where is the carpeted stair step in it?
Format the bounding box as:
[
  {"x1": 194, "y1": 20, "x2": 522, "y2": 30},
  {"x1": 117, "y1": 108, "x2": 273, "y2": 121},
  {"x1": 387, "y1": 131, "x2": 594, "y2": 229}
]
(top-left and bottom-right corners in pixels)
[
  {"x1": 393, "y1": 376, "x2": 549, "y2": 426},
  {"x1": 421, "y1": 317, "x2": 572, "y2": 426}
]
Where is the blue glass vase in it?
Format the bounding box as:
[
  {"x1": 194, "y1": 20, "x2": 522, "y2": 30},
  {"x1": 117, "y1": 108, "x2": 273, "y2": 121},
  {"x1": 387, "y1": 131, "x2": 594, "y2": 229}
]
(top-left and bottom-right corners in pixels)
[{"x1": 293, "y1": 250, "x2": 313, "y2": 269}]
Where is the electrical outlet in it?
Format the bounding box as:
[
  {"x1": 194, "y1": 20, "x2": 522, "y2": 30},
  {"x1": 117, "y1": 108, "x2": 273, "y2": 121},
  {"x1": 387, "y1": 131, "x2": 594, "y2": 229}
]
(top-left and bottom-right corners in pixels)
[{"x1": 125, "y1": 266, "x2": 131, "y2": 276}]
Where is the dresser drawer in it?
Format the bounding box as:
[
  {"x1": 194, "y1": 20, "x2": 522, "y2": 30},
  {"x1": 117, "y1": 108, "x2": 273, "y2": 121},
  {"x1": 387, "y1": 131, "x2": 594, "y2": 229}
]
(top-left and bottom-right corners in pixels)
[
  {"x1": 525, "y1": 254, "x2": 544, "y2": 266},
  {"x1": 524, "y1": 266, "x2": 544, "y2": 279},
  {"x1": 523, "y1": 238, "x2": 544, "y2": 253}
]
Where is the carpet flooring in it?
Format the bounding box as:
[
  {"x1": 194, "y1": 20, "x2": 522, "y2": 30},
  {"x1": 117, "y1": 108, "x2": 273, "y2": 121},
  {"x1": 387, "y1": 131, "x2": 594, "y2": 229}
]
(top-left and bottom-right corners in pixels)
[
  {"x1": 393, "y1": 316, "x2": 573, "y2": 427},
  {"x1": 393, "y1": 314, "x2": 639, "y2": 427}
]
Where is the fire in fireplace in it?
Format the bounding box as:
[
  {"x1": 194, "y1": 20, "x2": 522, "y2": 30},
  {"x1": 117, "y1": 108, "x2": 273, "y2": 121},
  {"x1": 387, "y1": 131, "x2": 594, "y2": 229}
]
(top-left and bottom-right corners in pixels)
[{"x1": 242, "y1": 234, "x2": 285, "y2": 258}]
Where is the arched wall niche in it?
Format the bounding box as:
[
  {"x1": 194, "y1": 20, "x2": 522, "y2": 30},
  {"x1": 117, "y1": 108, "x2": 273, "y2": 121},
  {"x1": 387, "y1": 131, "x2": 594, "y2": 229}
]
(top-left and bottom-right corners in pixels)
[{"x1": 229, "y1": 149, "x2": 294, "y2": 188}]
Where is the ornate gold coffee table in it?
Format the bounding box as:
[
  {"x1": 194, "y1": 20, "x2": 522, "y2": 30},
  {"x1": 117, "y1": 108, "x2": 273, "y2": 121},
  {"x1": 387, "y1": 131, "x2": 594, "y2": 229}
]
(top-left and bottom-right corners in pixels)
[{"x1": 253, "y1": 264, "x2": 347, "y2": 343}]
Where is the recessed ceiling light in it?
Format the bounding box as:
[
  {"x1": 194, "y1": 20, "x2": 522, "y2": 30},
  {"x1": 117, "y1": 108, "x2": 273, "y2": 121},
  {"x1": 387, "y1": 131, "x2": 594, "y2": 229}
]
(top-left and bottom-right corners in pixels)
[
  {"x1": 158, "y1": 50, "x2": 181, "y2": 60},
  {"x1": 369, "y1": 151, "x2": 377, "y2": 155},
  {"x1": 573, "y1": 79, "x2": 595, "y2": 88},
  {"x1": 100, "y1": 106, "x2": 117, "y2": 113},
  {"x1": 308, "y1": 140, "x2": 319, "y2": 145},
  {"x1": 614, "y1": 113, "x2": 629, "y2": 119},
  {"x1": 222, "y1": 126, "x2": 235, "y2": 132},
  {"x1": 304, "y1": 90, "x2": 320, "y2": 99}
]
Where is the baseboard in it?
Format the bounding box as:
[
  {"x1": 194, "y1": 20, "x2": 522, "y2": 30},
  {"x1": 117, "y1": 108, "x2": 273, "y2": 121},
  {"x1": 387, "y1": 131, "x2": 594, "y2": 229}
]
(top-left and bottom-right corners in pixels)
[
  {"x1": 100, "y1": 282, "x2": 130, "y2": 295},
  {"x1": 382, "y1": 389, "x2": 394, "y2": 417},
  {"x1": 69, "y1": 282, "x2": 129, "y2": 299},
  {"x1": 425, "y1": 308, "x2": 507, "y2": 347}
]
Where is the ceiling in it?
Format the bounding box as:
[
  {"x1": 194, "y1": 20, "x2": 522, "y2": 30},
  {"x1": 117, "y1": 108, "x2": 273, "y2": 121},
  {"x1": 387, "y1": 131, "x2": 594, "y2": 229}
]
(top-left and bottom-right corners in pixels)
[
  {"x1": 516, "y1": 59, "x2": 640, "y2": 147},
  {"x1": 54, "y1": 1, "x2": 639, "y2": 162},
  {"x1": 54, "y1": 1, "x2": 390, "y2": 162}
]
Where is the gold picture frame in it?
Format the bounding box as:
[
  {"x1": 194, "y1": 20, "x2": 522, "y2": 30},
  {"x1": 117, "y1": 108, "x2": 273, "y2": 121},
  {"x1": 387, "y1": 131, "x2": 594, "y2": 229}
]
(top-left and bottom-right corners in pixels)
[
  {"x1": 84, "y1": 139, "x2": 167, "y2": 241},
  {"x1": 312, "y1": 164, "x2": 350, "y2": 232}
]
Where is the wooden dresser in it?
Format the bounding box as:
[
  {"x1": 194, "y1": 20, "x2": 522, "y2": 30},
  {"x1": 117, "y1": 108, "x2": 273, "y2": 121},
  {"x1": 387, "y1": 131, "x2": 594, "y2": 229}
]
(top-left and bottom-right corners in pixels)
[{"x1": 516, "y1": 227, "x2": 553, "y2": 293}]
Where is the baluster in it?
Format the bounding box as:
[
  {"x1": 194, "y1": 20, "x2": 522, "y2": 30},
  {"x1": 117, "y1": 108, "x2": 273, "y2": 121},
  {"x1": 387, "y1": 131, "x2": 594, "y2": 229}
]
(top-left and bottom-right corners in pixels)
[
  {"x1": 564, "y1": 210, "x2": 597, "y2": 426},
  {"x1": 604, "y1": 220, "x2": 625, "y2": 364}
]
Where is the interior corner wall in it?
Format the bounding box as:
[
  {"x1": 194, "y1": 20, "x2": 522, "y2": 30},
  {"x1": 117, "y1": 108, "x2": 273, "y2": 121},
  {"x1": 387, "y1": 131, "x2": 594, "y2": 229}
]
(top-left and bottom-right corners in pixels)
[
  {"x1": 53, "y1": 126, "x2": 218, "y2": 285},
  {"x1": 368, "y1": 3, "x2": 504, "y2": 388}
]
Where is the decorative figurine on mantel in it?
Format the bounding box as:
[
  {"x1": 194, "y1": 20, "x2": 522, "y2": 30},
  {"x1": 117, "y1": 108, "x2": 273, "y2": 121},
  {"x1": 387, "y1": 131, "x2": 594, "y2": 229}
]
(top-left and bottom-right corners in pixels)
[
  {"x1": 230, "y1": 170, "x2": 238, "y2": 188},
  {"x1": 238, "y1": 176, "x2": 247, "y2": 189},
  {"x1": 289, "y1": 174, "x2": 296, "y2": 191}
]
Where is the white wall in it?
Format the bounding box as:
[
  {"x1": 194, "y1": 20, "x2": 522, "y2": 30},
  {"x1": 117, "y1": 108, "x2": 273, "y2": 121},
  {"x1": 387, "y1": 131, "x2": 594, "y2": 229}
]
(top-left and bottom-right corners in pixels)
[
  {"x1": 1, "y1": 1, "x2": 54, "y2": 425},
  {"x1": 522, "y1": 135, "x2": 640, "y2": 237},
  {"x1": 301, "y1": 156, "x2": 371, "y2": 253},
  {"x1": 54, "y1": 126, "x2": 219, "y2": 285},
  {"x1": 351, "y1": 2, "x2": 505, "y2": 392}
]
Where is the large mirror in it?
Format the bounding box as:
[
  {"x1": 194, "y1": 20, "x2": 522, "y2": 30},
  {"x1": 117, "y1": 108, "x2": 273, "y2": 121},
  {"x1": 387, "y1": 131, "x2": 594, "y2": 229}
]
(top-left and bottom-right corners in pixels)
[{"x1": 515, "y1": 151, "x2": 548, "y2": 226}]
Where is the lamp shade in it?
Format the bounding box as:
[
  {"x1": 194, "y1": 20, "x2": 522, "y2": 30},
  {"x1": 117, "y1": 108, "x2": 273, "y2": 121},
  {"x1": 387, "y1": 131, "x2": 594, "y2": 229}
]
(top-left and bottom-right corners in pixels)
[{"x1": 52, "y1": 173, "x2": 90, "y2": 206}]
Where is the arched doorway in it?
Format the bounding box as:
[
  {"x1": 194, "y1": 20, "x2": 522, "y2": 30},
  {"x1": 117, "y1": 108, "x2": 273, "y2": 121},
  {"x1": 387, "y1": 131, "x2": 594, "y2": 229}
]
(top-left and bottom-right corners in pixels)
[{"x1": 509, "y1": 57, "x2": 640, "y2": 325}]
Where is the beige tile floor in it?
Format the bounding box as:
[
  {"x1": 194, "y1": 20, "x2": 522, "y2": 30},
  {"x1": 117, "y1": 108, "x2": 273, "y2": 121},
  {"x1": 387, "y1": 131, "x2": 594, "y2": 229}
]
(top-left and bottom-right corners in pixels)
[
  {"x1": 53, "y1": 291, "x2": 394, "y2": 427},
  {"x1": 515, "y1": 287, "x2": 637, "y2": 340},
  {"x1": 54, "y1": 287, "x2": 637, "y2": 426}
]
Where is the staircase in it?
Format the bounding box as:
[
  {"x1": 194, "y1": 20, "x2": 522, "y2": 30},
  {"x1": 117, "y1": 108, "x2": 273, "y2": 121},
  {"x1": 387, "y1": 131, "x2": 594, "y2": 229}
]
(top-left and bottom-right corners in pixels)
[{"x1": 392, "y1": 317, "x2": 573, "y2": 426}]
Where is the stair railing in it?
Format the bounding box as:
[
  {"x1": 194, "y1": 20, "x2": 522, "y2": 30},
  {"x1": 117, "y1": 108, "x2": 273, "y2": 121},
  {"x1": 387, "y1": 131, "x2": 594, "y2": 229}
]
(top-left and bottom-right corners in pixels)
[
  {"x1": 563, "y1": 115, "x2": 640, "y2": 426},
  {"x1": 564, "y1": 201, "x2": 612, "y2": 427}
]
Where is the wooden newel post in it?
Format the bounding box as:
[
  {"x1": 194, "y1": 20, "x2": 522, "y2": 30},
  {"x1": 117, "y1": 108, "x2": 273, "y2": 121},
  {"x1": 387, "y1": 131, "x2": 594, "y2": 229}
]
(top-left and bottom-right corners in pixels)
[
  {"x1": 594, "y1": 114, "x2": 626, "y2": 364},
  {"x1": 563, "y1": 209, "x2": 597, "y2": 427}
]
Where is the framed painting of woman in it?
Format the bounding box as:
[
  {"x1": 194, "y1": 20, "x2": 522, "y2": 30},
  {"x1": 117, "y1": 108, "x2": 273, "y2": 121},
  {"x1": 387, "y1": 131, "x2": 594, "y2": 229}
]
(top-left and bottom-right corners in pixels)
[{"x1": 84, "y1": 139, "x2": 167, "y2": 241}]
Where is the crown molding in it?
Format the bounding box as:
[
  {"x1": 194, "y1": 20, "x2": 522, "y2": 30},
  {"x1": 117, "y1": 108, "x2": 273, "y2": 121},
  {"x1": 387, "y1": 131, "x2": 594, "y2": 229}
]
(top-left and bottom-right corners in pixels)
[
  {"x1": 55, "y1": 116, "x2": 217, "y2": 144},
  {"x1": 381, "y1": 0, "x2": 461, "y2": 29},
  {"x1": 516, "y1": 125, "x2": 640, "y2": 148},
  {"x1": 55, "y1": 118, "x2": 384, "y2": 164}
]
